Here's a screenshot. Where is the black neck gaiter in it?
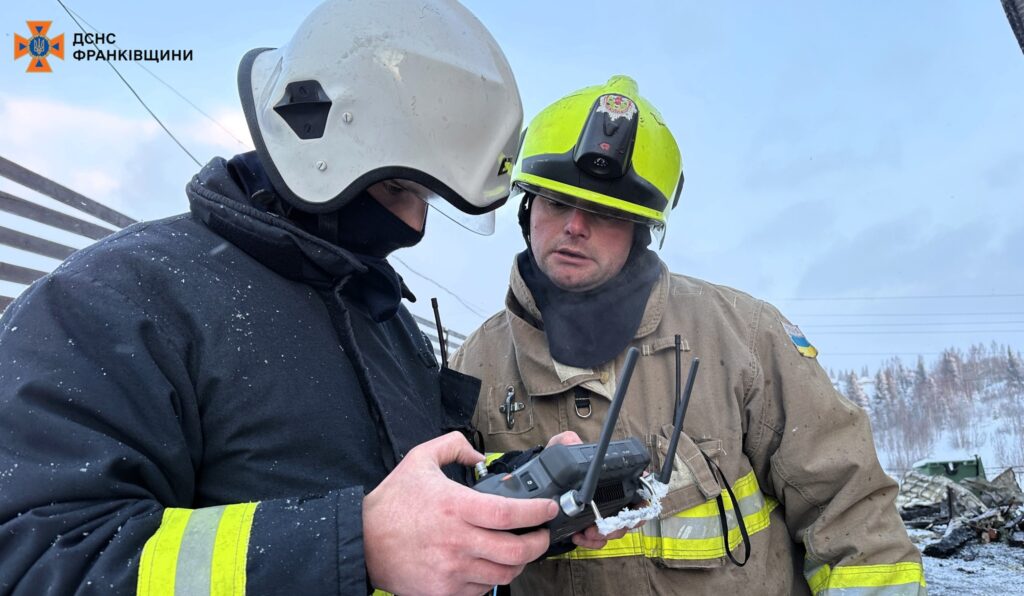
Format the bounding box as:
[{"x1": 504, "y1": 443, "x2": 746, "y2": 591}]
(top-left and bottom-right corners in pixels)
[
  {"x1": 227, "y1": 151, "x2": 423, "y2": 321},
  {"x1": 330, "y1": 191, "x2": 425, "y2": 258},
  {"x1": 518, "y1": 243, "x2": 661, "y2": 368},
  {"x1": 330, "y1": 192, "x2": 424, "y2": 321}
]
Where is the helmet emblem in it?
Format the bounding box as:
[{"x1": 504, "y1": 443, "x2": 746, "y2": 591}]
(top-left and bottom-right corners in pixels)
[{"x1": 596, "y1": 94, "x2": 637, "y2": 121}]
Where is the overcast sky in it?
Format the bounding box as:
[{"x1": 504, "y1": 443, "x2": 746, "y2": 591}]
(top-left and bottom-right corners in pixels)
[{"x1": 2, "y1": 1, "x2": 1022, "y2": 375}]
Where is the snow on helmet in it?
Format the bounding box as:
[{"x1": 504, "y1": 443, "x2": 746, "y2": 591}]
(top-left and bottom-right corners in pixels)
[
  {"x1": 512, "y1": 75, "x2": 683, "y2": 241},
  {"x1": 238, "y1": 0, "x2": 522, "y2": 234}
]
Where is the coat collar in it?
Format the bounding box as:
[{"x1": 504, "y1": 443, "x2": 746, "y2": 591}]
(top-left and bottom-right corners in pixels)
[
  {"x1": 505, "y1": 258, "x2": 671, "y2": 398},
  {"x1": 187, "y1": 157, "x2": 415, "y2": 299}
]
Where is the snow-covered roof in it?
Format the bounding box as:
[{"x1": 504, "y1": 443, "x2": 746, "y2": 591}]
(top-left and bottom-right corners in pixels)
[{"x1": 912, "y1": 451, "x2": 980, "y2": 467}]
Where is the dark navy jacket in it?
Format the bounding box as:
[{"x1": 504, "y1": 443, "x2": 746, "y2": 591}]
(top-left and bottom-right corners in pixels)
[{"x1": 0, "y1": 158, "x2": 478, "y2": 595}]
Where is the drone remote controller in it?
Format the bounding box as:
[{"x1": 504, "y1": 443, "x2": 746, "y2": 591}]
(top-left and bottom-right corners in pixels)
[
  {"x1": 473, "y1": 340, "x2": 701, "y2": 546},
  {"x1": 473, "y1": 437, "x2": 650, "y2": 542}
]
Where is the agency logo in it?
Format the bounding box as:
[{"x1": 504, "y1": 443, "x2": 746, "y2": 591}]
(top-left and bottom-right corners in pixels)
[{"x1": 14, "y1": 21, "x2": 65, "y2": 73}]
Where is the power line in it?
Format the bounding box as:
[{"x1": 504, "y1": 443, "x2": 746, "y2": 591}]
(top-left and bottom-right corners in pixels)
[
  {"x1": 805, "y1": 321, "x2": 1024, "y2": 328},
  {"x1": 392, "y1": 256, "x2": 488, "y2": 319},
  {"x1": 827, "y1": 353, "x2": 943, "y2": 356},
  {"x1": 813, "y1": 329, "x2": 1024, "y2": 335},
  {"x1": 777, "y1": 293, "x2": 1024, "y2": 301},
  {"x1": 56, "y1": 0, "x2": 201, "y2": 167},
  {"x1": 55, "y1": 1, "x2": 487, "y2": 327},
  {"x1": 794, "y1": 311, "x2": 1024, "y2": 317},
  {"x1": 65, "y1": 6, "x2": 251, "y2": 150}
]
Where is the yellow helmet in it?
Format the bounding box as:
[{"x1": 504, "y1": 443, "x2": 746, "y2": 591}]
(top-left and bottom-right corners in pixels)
[{"x1": 512, "y1": 75, "x2": 683, "y2": 236}]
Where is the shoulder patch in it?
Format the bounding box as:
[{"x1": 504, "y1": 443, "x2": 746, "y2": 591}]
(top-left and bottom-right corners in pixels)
[{"x1": 782, "y1": 321, "x2": 818, "y2": 358}]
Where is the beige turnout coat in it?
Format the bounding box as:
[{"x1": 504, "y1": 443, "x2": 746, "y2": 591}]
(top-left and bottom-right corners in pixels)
[{"x1": 451, "y1": 261, "x2": 925, "y2": 595}]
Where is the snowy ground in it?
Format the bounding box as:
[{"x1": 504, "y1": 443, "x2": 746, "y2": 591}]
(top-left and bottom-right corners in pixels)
[
  {"x1": 922, "y1": 544, "x2": 1024, "y2": 594},
  {"x1": 908, "y1": 528, "x2": 1024, "y2": 594}
]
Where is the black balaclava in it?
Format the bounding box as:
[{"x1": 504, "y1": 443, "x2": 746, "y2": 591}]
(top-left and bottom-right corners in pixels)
[
  {"x1": 516, "y1": 194, "x2": 661, "y2": 368},
  {"x1": 227, "y1": 151, "x2": 422, "y2": 321}
]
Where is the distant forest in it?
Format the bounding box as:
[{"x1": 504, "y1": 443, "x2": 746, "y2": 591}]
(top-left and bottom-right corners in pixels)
[{"x1": 831, "y1": 343, "x2": 1024, "y2": 474}]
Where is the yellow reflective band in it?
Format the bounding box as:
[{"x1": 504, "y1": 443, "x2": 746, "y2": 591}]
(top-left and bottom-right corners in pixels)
[
  {"x1": 807, "y1": 563, "x2": 829, "y2": 592},
  {"x1": 806, "y1": 561, "x2": 927, "y2": 595},
  {"x1": 210, "y1": 502, "x2": 258, "y2": 596},
  {"x1": 136, "y1": 503, "x2": 258, "y2": 596},
  {"x1": 138, "y1": 508, "x2": 193, "y2": 596},
  {"x1": 565, "y1": 528, "x2": 647, "y2": 559},
  {"x1": 517, "y1": 172, "x2": 665, "y2": 224},
  {"x1": 555, "y1": 471, "x2": 778, "y2": 561},
  {"x1": 674, "y1": 470, "x2": 762, "y2": 518},
  {"x1": 658, "y1": 501, "x2": 775, "y2": 560}
]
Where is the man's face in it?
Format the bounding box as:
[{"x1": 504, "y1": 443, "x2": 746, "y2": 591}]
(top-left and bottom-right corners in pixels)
[
  {"x1": 367, "y1": 180, "x2": 429, "y2": 232},
  {"x1": 529, "y1": 196, "x2": 634, "y2": 292}
]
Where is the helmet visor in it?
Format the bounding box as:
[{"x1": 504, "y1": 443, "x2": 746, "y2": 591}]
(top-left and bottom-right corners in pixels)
[
  {"x1": 512, "y1": 181, "x2": 664, "y2": 232},
  {"x1": 377, "y1": 179, "x2": 495, "y2": 235}
]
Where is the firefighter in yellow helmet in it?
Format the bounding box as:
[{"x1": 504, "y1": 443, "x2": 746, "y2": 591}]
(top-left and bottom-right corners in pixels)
[
  {"x1": 512, "y1": 75, "x2": 683, "y2": 245},
  {"x1": 452, "y1": 76, "x2": 926, "y2": 594}
]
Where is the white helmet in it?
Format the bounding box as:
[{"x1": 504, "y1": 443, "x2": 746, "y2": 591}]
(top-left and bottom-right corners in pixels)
[{"x1": 238, "y1": 0, "x2": 522, "y2": 234}]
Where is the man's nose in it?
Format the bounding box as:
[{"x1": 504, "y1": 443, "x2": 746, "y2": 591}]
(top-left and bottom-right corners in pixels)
[{"x1": 563, "y1": 208, "x2": 591, "y2": 237}]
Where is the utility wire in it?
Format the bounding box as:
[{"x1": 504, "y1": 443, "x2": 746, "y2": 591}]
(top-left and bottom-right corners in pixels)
[
  {"x1": 777, "y1": 293, "x2": 1024, "y2": 301},
  {"x1": 812, "y1": 329, "x2": 1024, "y2": 335},
  {"x1": 56, "y1": 0, "x2": 201, "y2": 167},
  {"x1": 45, "y1": 4, "x2": 1024, "y2": 357},
  {"x1": 827, "y1": 353, "x2": 943, "y2": 356},
  {"x1": 65, "y1": 6, "x2": 251, "y2": 150},
  {"x1": 794, "y1": 311, "x2": 1024, "y2": 317},
  {"x1": 51, "y1": 2, "x2": 475, "y2": 327},
  {"x1": 805, "y1": 321, "x2": 1024, "y2": 328},
  {"x1": 392, "y1": 256, "x2": 488, "y2": 319}
]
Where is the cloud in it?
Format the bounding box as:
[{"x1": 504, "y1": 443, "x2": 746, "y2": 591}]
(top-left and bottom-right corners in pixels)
[
  {"x1": 68, "y1": 169, "x2": 122, "y2": 200},
  {"x1": 0, "y1": 94, "x2": 162, "y2": 205},
  {"x1": 984, "y1": 150, "x2": 1024, "y2": 191},
  {"x1": 0, "y1": 95, "x2": 162, "y2": 148},
  {"x1": 795, "y1": 216, "x2": 1024, "y2": 299},
  {"x1": 178, "y1": 107, "x2": 253, "y2": 153},
  {"x1": 0, "y1": 94, "x2": 248, "y2": 221},
  {"x1": 741, "y1": 116, "x2": 905, "y2": 192}
]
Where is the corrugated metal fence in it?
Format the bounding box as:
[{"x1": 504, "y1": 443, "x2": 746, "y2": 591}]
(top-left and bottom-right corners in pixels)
[{"x1": 0, "y1": 155, "x2": 132, "y2": 311}]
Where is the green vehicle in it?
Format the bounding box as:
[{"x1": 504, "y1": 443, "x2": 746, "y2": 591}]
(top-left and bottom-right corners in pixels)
[{"x1": 913, "y1": 455, "x2": 986, "y2": 483}]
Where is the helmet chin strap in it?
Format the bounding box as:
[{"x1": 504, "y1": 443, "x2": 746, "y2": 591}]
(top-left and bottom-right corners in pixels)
[
  {"x1": 516, "y1": 192, "x2": 534, "y2": 245},
  {"x1": 317, "y1": 212, "x2": 340, "y2": 244}
]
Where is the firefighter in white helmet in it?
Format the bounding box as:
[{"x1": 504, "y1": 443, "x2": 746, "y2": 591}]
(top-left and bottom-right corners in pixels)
[
  {"x1": 452, "y1": 75, "x2": 926, "y2": 594},
  {"x1": 0, "y1": 3, "x2": 622, "y2": 595}
]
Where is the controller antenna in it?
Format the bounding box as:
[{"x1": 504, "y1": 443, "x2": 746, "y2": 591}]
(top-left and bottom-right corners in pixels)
[
  {"x1": 660, "y1": 343, "x2": 700, "y2": 484},
  {"x1": 562, "y1": 347, "x2": 640, "y2": 515}
]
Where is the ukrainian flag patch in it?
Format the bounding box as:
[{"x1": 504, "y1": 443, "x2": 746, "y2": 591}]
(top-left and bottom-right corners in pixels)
[{"x1": 783, "y1": 322, "x2": 818, "y2": 358}]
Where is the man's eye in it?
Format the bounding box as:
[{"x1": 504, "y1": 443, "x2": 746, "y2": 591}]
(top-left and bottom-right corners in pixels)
[
  {"x1": 382, "y1": 181, "x2": 405, "y2": 195},
  {"x1": 545, "y1": 198, "x2": 567, "y2": 210}
]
